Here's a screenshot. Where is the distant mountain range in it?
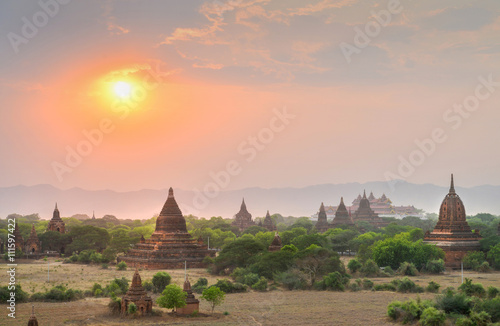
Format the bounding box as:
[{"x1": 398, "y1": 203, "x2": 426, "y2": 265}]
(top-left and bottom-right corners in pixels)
[{"x1": 1, "y1": 181, "x2": 499, "y2": 220}]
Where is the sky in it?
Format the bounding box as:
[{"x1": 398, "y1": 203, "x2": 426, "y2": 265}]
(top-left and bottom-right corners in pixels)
[{"x1": 1, "y1": 0, "x2": 499, "y2": 193}]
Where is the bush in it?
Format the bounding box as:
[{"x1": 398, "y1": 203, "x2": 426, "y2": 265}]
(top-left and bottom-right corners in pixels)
[
  {"x1": 347, "y1": 259, "x2": 362, "y2": 273},
  {"x1": 349, "y1": 283, "x2": 361, "y2": 292},
  {"x1": 192, "y1": 278, "x2": 208, "y2": 294},
  {"x1": 116, "y1": 261, "x2": 127, "y2": 271},
  {"x1": 275, "y1": 269, "x2": 308, "y2": 290},
  {"x1": 383, "y1": 266, "x2": 394, "y2": 276},
  {"x1": 426, "y1": 281, "x2": 441, "y2": 293},
  {"x1": 315, "y1": 272, "x2": 349, "y2": 291},
  {"x1": 127, "y1": 302, "x2": 137, "y2": 315},
  {"x1": 143, "y1": 281, "x2": 154, "y2": 292},
  {"x1": 435, "y1": 289, "x2": 472, "y2": 315},
  {"x1": 30, "y1": 285, "x2": 83, "y2": 302},
  {"x1": 394, "y1": 277, "x2": 423, "y2": 293},
  {"x1": 456, "y1": 311, "x2": 491, "y2": 326},
  {"x1": 104, "y1": 277, "x2": 129, "y2": 296},
  {"x1": 0, "y1": 284, "x2": 29, "y2": 304},
  {"x1": 420, "y1": 307, "x2": 446, "y2": 326},
  {"x1": 152, "y1": 272, "x2": 171, "y2": 293},
  {"x1": 474, "y1": 297, "x2": 500, "y2": 322},
  {"x1": 360, "y1": 259, "x2": 379, "y2": 277},
  {"x1": 477, "y1": 261, "x2": 491, "y2": 273},
  {"x1": 251, "y1": 277, "x2": 268, "y2": 292},
  {"x1": 487, "y1": 286, "x2": 499, "y2": 299},
  {"x1": 362, "y1": 279, "x2": 374, "y2": 290},
  {"x1": 374, "y1": 283, "x2": 397, "y2": 292},
  {"x1": 242, "y1": 273, "x2": 260, "y2": 287},
  {"x1": 397, "y1": 262, "x2": 418, "y2": 276},
  {"x1": 424, "y1": 259, "x2": 445, "y2": 274},
  {"x1": 387, "y1": 298, "x2": 433, "y2": 324},
  {"x1": 463, "y1": 251, "x2": 486, "y2": 271},
  {"x1": 458, "y1": 278, "x2": 486, "y2": 297},
  {"x1": 108, "y1": 295, "x2": 122, "y2": 315},
  {"x1": 212, "y1": 279, "x2": 247, "y2": 293},
  {"x1": 101, "y1": 263, "x2": 109, "y2": 269}
]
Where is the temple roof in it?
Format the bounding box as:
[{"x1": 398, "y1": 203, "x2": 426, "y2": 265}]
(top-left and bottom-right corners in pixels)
[
  {"x1": 27, "y1": 224, "x2": 39, "y2": 242},
  {"x1": 270, "y1": 232, "x2": 282, "y2": 247},
  {"x1": 263, "y1": 210, "x2": 276, "y2": 231},
  {"x1": 368, "y1": 191, "x2": 375, "y2": 200},
  {"x1": 155, "y1": 188, "x2": 188, "y2": 233},
  {"x1": 235, "y1": 198, "x2": 252, "y2": 219},
  {"x1": 52, "y1": 203, "x2": 61, "y2": 220},
  {"x1": 123, "y1": 268, "x2": 152, "y2": 300}
]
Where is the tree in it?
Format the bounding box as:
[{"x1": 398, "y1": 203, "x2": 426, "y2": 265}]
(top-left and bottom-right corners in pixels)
[
  {"x1": 109, "y1": 228, "x2": 140, "y2": 253},
  {"x1": 488, "y1": 243, "x2": 500, "y2": 270},
  {"x1": 215, "y1": 238, "x2": 265, "y2": 272},
  {"x1": 201, "y1": 286, "x2": 225, "y2": 314},
  {"x1": 152, "y1": 272, "x2": 172, "y2": 293},
  {"x1": 156, "y1": 284, "x2": 187, "y2": 312},
  {"x1": 66, "y1": 225, "x2": 111, "y2": 254}
]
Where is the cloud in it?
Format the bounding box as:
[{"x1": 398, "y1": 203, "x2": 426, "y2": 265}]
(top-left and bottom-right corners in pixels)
[{"x1": 425, "y1": 6, "x2": 496, "y2": 31}]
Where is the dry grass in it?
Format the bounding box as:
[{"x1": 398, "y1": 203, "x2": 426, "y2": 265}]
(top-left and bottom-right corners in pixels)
[{"x1": 1, "y1": 258, "x2": 500, "y2": 326}]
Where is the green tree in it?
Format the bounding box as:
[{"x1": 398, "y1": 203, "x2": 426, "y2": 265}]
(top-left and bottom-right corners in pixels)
[
  {"x1": 66, "y1": 225, "x2": 111, "y2": 254},
  {"x1": 487, "y1": 243, "x2": 500, "y2": 270},
  {"x1": 215, "y1": 238, "x2": 265, "y2": 272},
  {"x1": 152, "y1": 272, "x2": 172, "y2": 293},
  {"x1": 156, "y1": 284, "x2": 187, "y2": 312},
  {"x1": 201, "y1": 286, "x2": 225, "y2": 314}
]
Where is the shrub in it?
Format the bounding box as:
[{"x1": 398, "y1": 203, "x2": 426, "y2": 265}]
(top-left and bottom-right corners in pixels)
[
  {"x1": 420, "y1": 307, "x2": 446, "y2": 326},
  {"x1": 477, "y1": 261, "x2": 491, "y2": 273},
  {"x1": 487, "y1": 286, "x2": 499, "y2": 299},
  {"x1": 426, "y1": 281, "x2": 441, "y2": 293},
  {"x1": 424, "y1": 259, "x2": 445, "y2": 274},
  {"x1": 347, "y1": 259, "x2": 362, "y2": 273},
  {"x1": 474, "y1": 297, "x2": 500, "y2": 322},
  {"x1": 383, "y1": 266, "x2": 394, "y2": 276},
  {"x1": 101, "y1": 263, "x2": 109, "y2": 269},
  {"x1": 360, "y1": 259, "x2": 379, "y2": 277},
  {"x1": 156, "y1": 284, "x2": 187, "y2": 312},
  {"x1": 104, "y1": 277, "x2": 129, "y2": 296},
  {"x1": 387, "y1": 298, "x2": 433, "y2": 324},
  {"x1": 275, "y1": 269, "x2": 308, "y2": 290},
  {"x1": 349, "y1": 283, "x2": 361, "y2": 292},
  {"x1": 192, "y1": 278, "x2": 208, "y2": 294},
  {"x1": 116, "y1": 261, "x2": 127, "y2": 271},
  {"x1": 143, "y1": 281, "x2": 154, "y2": 292},
  {"x1": 395, "y1": 277, "x2": 423, "y2": 293},
  {"x1": 397, "y1": 262, "x2": 418, "y2": 276},
  {"x1": 458, "y1": 278, "x2": 486, "y2": 297},
  {"x1": 463, "y1": 251, "x2": 486, "y2": 271},
  {"x1": 242, "y1": 273, "x2": 260, "y2": 287},
  {"x1": 456, "y1": 311, "x2": 492, "y2": 326},
  {"x1": 0, "y1": 284, "x2": 29, "y2": 304},
  {"x1": 30, "y1": 285, "x2": 83, "y2": 302},
  {"x1": 435, "y1": 290, "x2": 472, "y2": 315},
  {"x1": 374, "y1": 283, "x2": 396, "y2": 292},
  {"x1": 108, "y1": 295, "x2": 122, "y2": 315},
  {"x1": 251, "y1": 277, "x2": 268, "y2": 291},
  {"x1": 211, "y1": 279, "x2": 247, "y2": 293},
  {"x1": 127, "y1": 302, "x2": 137, "y2": 315},
  {"x1": 152, "y1": 272, "x2": 171, "y2": 293},
  {"x1": 362, "y1": 279, "x2": 374, "y2": 290},
  {"x1": 316, "y1": 272, "x2": 349, "y2": 291}
]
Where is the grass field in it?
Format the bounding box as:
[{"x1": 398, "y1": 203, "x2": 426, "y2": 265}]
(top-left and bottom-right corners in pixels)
[{"x1": 1, "y1": 258, "x2": 499, "y2": 326}]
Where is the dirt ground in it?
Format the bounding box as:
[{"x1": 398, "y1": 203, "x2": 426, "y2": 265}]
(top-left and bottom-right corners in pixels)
[{"x1": 1, "y1": 258, "x2": 500, "y2": 326}]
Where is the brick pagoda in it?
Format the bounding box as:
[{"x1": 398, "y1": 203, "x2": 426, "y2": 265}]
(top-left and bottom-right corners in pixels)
[
  {"x1": 25, "y1": 224, "x2": 41, "y2": 254},
  {"x1": 47, "y1": 203, "x2": 65, "y2": 233},
  {"x1": 331, "y1": 197, "x2": 354, "y2": 227},
  {"x1": 314, "y1": 202, "x2": 329, "y2": 233},
  {"x1": 268, "y1": 232, "x2": 283, "y2": 252},
  {"x1": 231, "y1": 198, "x2": 255, "y2": 231},
  {"x1": 177, "y1": 276, "x2": 200, "y2": 315},
  {"x1": 120, "y1": 188, "x2": 215, "y2": 269},
  {"x1": 27, "y1": 305, "x2": 38, "y2": 326},
  {"x1": 353, "y1": 190, "x2": 387, "y2": 228},
  {"x1": 424, "y1": 175, "x2": 481, "y2": 268},
  {"x1": 121, "y1": 268, "x2": 153, "y2": 315},
  {"x1": 263, "y1": 210, "x2": 277, "y2": 232}
]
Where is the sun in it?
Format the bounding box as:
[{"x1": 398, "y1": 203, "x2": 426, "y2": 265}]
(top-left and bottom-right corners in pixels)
[{"x1": 114, "y1": 81, "x2": 132, "y2": 99}]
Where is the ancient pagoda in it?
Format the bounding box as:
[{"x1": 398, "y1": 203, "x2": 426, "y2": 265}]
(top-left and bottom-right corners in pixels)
[
  {"x1": 424, "y1": 175, "x2": 481, "y2": 268},
  {"x1": 177, "y1": 276, "x2": 200, "y2": 315},
  {"x1": 231, "y1": 198, "x2": 255, "y2": 231},
  {"x1": 315, "y1": 202, "x2": 329, "y2": 233},
  {"x1": 268, "y1": 232, "x2": 283, "y2": 252},
  {"x1": 331, "y1": 197, "x2": 354, "y2": 227},
  {"x1": 47, "y1": 203, "x2": 65, "y2": 233},
  {"x1": 121, "y1": 268, "x2": 153, "y2": 315},
  {"x1": 263, "y1": 210, "x2": 277, "y2": 232},
  {"x1": 25, "y1": 224, "x2": 41, "y2": 254},
  {"x1": 353, "y1": 190, "x2": 387, "y2": 227},
  {"x1": 27, "y1": 305, "x2": 38, "y2": 326},
  {"x1": 13, "y1": 222, "x2": 24, "y2": 251},
  {"x1": 120, "y1": 188, "x2": 215, "y2": 269}
]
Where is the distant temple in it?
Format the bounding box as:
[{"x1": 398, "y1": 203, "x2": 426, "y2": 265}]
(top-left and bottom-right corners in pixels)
[
  {"x1": 424, "y1": 175, "x2": 481, "y2": 268},
  {"x1": 263, "y1": 210, "x2": 277, "y2": 232},
  {"x1": 47, "y1": 203, "x2": 65, "y2": 233},
  {"x1": 121, "y1": 268, "x2": 152, "y2": 315},
  {"x1": 314, "y1": 203, "x2": 329, "y2": 233},
  {"x1": 268, "y1": 232, "x2": 283, "y2": 252},
  {"x1": 25, "y1": 224, "x2": 41, "y2": 254},
  {"x1": 331, "y1": 197, "x2": 354, "y2": 227},
  {"x1": 231, "y1": 198, "x2": 255, "y2": 231},
  {"x1": 119, "y1": 188, "x2": 215, "y2": 269}
]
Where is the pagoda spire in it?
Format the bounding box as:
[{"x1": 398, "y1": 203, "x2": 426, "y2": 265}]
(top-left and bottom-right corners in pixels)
[
  {"x1": 28, "y1": 304, "x2": 38, "y2": 326},
  {"x1": 363, "y1": 190, "x2": 367, "y2": 198},
  {"x1": 241, "y1": 198, "x2": 246, "y2": 209},
  {"x1": 449, "y1": 174, "x2": 455, "y2": 194}
]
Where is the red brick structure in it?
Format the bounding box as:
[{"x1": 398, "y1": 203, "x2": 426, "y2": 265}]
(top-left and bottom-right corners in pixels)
[
  {"x1": 232, "y1": 198, "x2": 255, "y2": 231},
  {"x1": 424, "y1": 175, "x2": 481, "y2": 268},
  {"x1": 25, "y1": 224, "x2": 41, "y2": 254},
  {"x1": 352, "y1": 190, "x2": 387, "y2": 228},
  {"x1": 120, "y1": 188, "x2": 215, "y2": 269},
  {"x1": 268, "y1": 232, "x2": 282, "y2": 252},
  {"x1": 121, "y1": 268, "x2": 153, "y2": 315},
  {"x1": 27, "y1": 305, "x2": 38, "y2": 326},
  {"x1": 13, "y1": 222, "x2": 24, "y2": 251},
  {"x1": 331, "y1": 197, "x2": 354, "y2": 227},
  {"x1": 314, "y1": 202, "x2": 329, "y2": 233},
  {"x1": 176, "y1": 277, "x2": 200, "y2": 315},
  {"x1": 47, "y1": 203, "x2": 65, "y2": 233},
  {"x1": 263, "y1": 210, "x2": 277, "y2": 232}
]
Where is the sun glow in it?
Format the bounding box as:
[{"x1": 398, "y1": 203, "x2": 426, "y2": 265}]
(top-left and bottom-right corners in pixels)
[{"x1": 114, "y1": 81, "x2": 132, "y2": 99}]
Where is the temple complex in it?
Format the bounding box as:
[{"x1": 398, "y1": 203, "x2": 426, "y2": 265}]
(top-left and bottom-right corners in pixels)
[
  {"x1": 47, "y1": 203, "x2": 65, "y2": 233},
  {"x1": 27, "y1": 305, "x2": 38, "y2": 326},
  {"x1": 231, "y1": 198, "x2": 255, "y2": 231},
  {"x1": 25, "y1": 224, "x2": 41, "y2": 254},
  {"x1": 352, "y1": 191, "x2": 387, "y2": 228},
  {"x1": 268, "y1": 232, "x2": 283, "y2": 252},
  {"x1": 263, "y1": 210, "x2": 277, "y2": 231},
  {"x1": 331, "y1": 197, "x2": 354, "y2": 227},
  {"x1": 424, "y1": 175, "x2": 481, "y2": 268},
  {"x1": 13, "y1": 222, "x2": 24, "y2": 251},
  {"x1": 120, "y1": 188, "x2": 215, "y2": 269},
  {"x1": 121, "y1": 269, "x2": 153, "y2": 315},
  {"x1": 177, "y1": 276, "x2": 200, "y2": 315},
  {"x1": 315, "y1": 203, "x2": 329, "y2": 233}
]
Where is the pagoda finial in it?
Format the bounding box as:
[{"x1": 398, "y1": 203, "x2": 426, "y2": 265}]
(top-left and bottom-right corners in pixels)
[
  {"x1": 241, "y1": 198, "x2": 246, "y2": 209},
  {"x1": 55, "y1": 202, "x2": 58, "y2": 210},
  {"x1": 449, "y1": 174, "x2": 455, "y2": 193},
  {"x1": 363, "y1": 190, "x2": 367, "y2": 198},
  {"x1": 92, "y1": 211, "x2": 95, "y2": 219},
  {"x1": 340, "y1": 197, "x2": 344, "y2": 204},
  {"x1": 168, "y1": 187, "x2": 174, "y2": 197}
]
